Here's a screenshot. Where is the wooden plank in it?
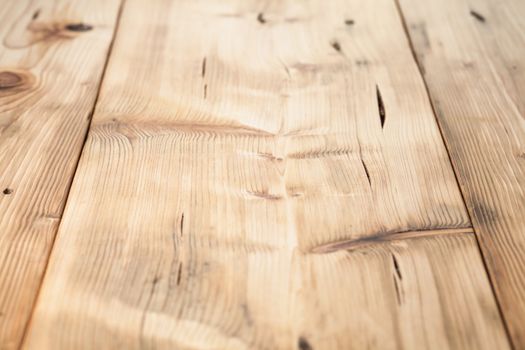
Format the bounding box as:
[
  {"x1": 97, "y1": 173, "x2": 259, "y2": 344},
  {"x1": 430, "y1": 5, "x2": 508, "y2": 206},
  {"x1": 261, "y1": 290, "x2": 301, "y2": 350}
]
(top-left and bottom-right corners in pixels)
[
  {"x1": 0, "y1": 0, "x2": 122, "y2": 348},
  {"x1": 300, "y1": 232, "x2": 508, "y2": 349},
  {"x1": 396, "y1": 0, "x2": 525, "y2": 346},
  {"x1": 23, "y1": 0, "x2": 509, "y2": 348}
]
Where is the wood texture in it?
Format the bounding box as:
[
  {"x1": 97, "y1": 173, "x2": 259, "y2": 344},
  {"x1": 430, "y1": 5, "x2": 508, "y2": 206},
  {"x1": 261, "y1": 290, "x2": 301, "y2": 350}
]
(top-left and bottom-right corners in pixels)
[
  {"x1": 22, "y1": 0, "x2": 510, "y2": 348},
  {"x1": 0, "y1": 0, "x2": 121, "y2": 348},
  {"x1": 301, "y1": 232, "x2": 508, "y2": 349},
  {"x1": 398, "y1": 0, "x2": 525, "y2": 346}
]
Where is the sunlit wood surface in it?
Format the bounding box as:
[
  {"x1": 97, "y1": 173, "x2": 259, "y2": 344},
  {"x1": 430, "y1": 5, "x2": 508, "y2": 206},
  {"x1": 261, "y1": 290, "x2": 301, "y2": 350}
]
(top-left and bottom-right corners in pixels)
[{"x1": 0, "y1": 0, "x2": 523, "y2": 348}]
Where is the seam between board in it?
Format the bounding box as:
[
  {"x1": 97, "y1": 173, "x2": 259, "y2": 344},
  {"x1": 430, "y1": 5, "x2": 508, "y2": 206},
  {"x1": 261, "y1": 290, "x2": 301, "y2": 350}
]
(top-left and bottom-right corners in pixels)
[
  {"x1": 391, "y1": 0, "x2": 515, "y2": 348},
  {"x1": 17, "y1": 0, "x2": 128, "y2": 348}
]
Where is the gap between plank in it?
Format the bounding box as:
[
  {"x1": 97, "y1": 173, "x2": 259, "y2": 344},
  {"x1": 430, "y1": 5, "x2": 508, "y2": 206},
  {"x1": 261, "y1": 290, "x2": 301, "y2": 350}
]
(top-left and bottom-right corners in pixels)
[
  {"x1": 391, "y1": 0, "x2": 515, "y2": 348},
  {"x1": 17, "y1": 0, "x2": 128, "y2": 348}
]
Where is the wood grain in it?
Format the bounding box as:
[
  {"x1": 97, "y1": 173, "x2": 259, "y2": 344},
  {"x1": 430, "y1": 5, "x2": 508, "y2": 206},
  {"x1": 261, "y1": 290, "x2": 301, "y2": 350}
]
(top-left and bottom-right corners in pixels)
[
  {"x1": 23, "y1": 0, "x2": 509, "y2": 348},
  {"x1": 0, "y1": 0, "x2": 121, "y2": 348},
  {"x1": 301, "y1": 232, "x2": 509, "y2": 349},
  {"x1": 397, "y1": 0, "x2": 525, "y2": 346}
]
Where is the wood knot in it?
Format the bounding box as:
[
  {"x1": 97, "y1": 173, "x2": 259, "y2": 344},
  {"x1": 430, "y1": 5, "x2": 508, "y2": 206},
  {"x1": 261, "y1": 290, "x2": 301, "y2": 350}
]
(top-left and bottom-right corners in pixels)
[
  {"x1": 0, "y1": 71, "x2": 23, "y2": 89},
  {"x1": 0, "y1": 70, "x2": 34, "y2": 93},
  {"x1": 65, "y1": 23, "x2": 93, "y2": 32},
  {"x1": 3, "y1": 188, "x2": 13, "y2": 195}
]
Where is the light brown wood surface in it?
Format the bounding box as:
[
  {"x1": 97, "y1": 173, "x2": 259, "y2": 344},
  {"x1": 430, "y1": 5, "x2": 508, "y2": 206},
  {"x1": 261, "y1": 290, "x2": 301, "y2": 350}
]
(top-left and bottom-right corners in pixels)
[
  {"x1": 398, "y1": 0, "x2": 525, "y2": 346},
  {"x1": 20, "y1": 0, "x2": 511, "y2": 348},
  {"x1": 0, "y1": 0, "x2": 121, "y2": 348}
]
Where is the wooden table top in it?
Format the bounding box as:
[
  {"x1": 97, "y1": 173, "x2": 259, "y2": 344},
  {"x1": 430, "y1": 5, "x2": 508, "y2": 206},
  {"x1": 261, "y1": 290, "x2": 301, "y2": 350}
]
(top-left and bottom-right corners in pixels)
[{"x1": 0, "y1": 0, "x2": 523, "y2": 348}]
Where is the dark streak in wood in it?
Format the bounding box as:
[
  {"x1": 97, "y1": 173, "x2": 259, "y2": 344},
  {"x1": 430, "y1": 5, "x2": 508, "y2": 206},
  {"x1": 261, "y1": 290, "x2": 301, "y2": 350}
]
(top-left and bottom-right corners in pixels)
[
  {"x1": 176, "y1": 263, "x2": 182, "y2": 285},
  {"x1": 298, "y1": 337, "x2": 313, "y2": 350},
  {"x1": 247, "y1": 190, "x2": 282, "y2": 201},
  {"x1": 470, "y1": 202, "x2": 498, "y2": 226},
  {"x1": 257, "y1": 13, "x2": 266, "y2": 24},
  {"x1": 32, "y1": 9, "x2": 41, "y2": 20},
  {"x1": 310, "y1": 227, "x2": 473, "y2": 254},
  {"x1": 201, "y1": 57, "x2": 206, "y2": 77},
  {"x1": 65, "y1": 23, "x2": 93, "y2": 32},
  {"x1": 470, "y1": 10, "x2": 486, "y2": 23},
  {"x1": 330, "y1": 40, "x2": 342, "y2": 53}
]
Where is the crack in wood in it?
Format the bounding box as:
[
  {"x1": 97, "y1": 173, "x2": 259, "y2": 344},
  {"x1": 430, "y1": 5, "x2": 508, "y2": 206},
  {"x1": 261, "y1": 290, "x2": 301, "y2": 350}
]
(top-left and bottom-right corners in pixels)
[
  {"x1": 361, "y1": 159, "x2": 371, "y2": 186},
  {"x1": 357, "y1": 139, "x2": 371, "y2": 187},
  {"x1": 392, "y1": 254, "x2": 402, "y2": 280},
  {"x1": 376, "y1": 85, "x2": 386, "y2": 128}
]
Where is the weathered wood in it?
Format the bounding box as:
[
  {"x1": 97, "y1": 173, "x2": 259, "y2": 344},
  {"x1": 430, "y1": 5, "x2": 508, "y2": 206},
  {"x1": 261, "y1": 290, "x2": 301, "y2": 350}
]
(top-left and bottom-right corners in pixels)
[
  {"x1": 0, "y1": 0, "x2": 121, "y2": 348},
  {"x1": 23, "y1": 0, "x2": 510, "y2": 348},
  {"x1": 301, "y1": 232, "x2": 509, "y2": 349},
  {"x1": 398, "y1": 0, "x2": 525, "y2": 346}
]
